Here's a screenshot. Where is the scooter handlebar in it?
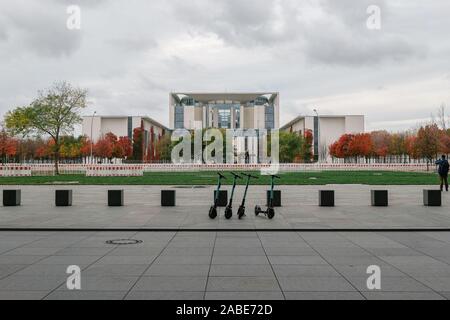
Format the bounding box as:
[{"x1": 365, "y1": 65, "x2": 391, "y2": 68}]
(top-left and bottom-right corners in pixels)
[
  {"x1": 230, "y1": 172, "x2": 242, "y2": 179},
  {"x1": 241, "y1": 173, "x2": 259, "y2": 179},
  {"x1": 217, "y1": 172, "x2": 227, "y2": 179}
]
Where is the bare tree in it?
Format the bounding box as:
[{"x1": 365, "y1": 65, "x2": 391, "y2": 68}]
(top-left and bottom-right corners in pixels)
[{"x1": 437, "y1": 103, "x2": 448, "y2": 130}]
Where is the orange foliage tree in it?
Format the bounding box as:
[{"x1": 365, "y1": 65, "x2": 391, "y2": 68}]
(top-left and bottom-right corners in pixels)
[{"x1": 0, "y1": 129, "x2": 17, "y2": 164}]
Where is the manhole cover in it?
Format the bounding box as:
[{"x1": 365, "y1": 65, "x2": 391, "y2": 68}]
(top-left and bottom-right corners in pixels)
[{"x1": 106, "y1": 239, "x2": 143, "y2": 245}]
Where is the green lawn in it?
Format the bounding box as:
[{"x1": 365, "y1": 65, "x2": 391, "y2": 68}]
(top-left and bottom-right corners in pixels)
[{"x1": 0, "y1": 171, "x2": 439, "y2": 185}]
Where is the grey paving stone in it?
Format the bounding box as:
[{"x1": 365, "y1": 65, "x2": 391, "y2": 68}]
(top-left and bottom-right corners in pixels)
[
  {"x1": 56, "y1": 276, "x2": 139, "y2": 291},
  {"x1": 324, "y1": 256, "x2": 387, "y2": 266},
  {"x1": 348, "y1": 276, "x2": 433, "y2": 292},
  {"x1": 54, "y1": 247, "x2": 113, "y2": 256},
  {"x1": 333, "y1": 264, "x2": 406, "y2": 278},
  {"x1": 273, "y1": 265, "x2": 341, "y2": 277},
  {"x1": 45, "y1": 291, "x2": 127, "y2": 300},
  {"x1": 212, "y1": 255, "x2": 269, "y2": 265},
  {"x1": 155, "y1": 255, "x2": 211, "y2": 265},
  {"x1": 414, "y1": 277, "x2": 450, "y2": 292},
  {"x1": 278, "y1": 276, "x2": 356, "y2": 292},
  {"x1": 205, "y1": 291, "x2": 284, "y2": 300},
  {"x1": 284, "y1": 291, "x2": 365, "y2": 300},
  {"x1": 84, "y1": 264, "x2": 149, "y2": 276},
  {"x1": 95, "y1": 255, "x2": 157, "y2": 265},
  {"x1": 438, "y1": 292, "x2": 450, "y2": 299},
  {"x1": 209, "y1": 265, "x2": 274, "y2": 277},
  {"x1": 107, "y1": 247, "x2": 163, "y2": 256},
  {"x1": 162, "y1": 247, "x2": 213, "y2": 256},
  {"x1": 36, "y1": 255, "x2": 100, "y2": 265},
  {"x1": 268, "y1": 255, "x2": 329, "y2": 265},
  {"x1": 362, "y1": 291, "x2": 446, "y2": 300},
  {"x1": 133, "y1": 276, "x2": 207, "y2": 291},
  {"x1": 0, "y1": 255, "x2": 46, "y2": 265},
  {"x1": 2, "y1": 185, "x2": 450, "y2": 230},
  {"x1": 0, "y1": 275, "x2": 64, "y2": 291},
  {"x1": 14, "y1": 264, "x2": 71, "y2": 277},
  {"x1": 264, "y1": 247, "x2": 317, "y2": 256},
  {"x1": 0, "y1": 264, "x2": 28, "y2": 278},
  {"x1": 4, "y1": 247, "x2": 64, "y2": 256},
  {"x1": 0, "y1": 230, "x2": 449, "y2": 300},
  {"x1": 125, "y1": 291, "x2": 204, "y2": 300},
  {"x1": 207, "y1": 277, "x2": 280, "y2": 292},
  {"x1": 145, "y1": 264, "x2": 210, "y2": 277},
  {"x1": 0, "y1": 291, "x2": 49, "y2": 300},
  {"x1": 212, "y1": 247, "x2": 265, "y2": 256}
]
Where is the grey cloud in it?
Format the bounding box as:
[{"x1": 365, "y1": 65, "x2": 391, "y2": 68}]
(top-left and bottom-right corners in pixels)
[
  {"x1": 1, "y1": 1, "x2": 83, "y2": 58},
  {"x1": 172, "y1": 0, "x2": 301, "y2": 47},
  {"x1": 304, "y1": 29, "x2": 420, "y2": 66},
  {"x1": 0, "y1": 0, "x2": 449, "y2": 132},
  {"x1": 139, "y1": 75, "x2": 168, "y2": 92},
  {"x1": 50, "y1": 0, "x2": 108, "y2": 8},
  {"x1": 107, "y1": 37, "x2": 157, "y2": 52},
  {"x1": 172, "y1": 0, "x2": 421, "y2": 66}
]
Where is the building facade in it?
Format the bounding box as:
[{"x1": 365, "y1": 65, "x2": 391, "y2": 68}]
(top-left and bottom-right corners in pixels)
[
  {"x1": 169, "y1": 92, "x2": 280, "y2": 163},
  {"x1": 81, "y1": 94, "x2": 365, "y2": 163},
  {"x1": 281, "y1": 115, "x2": 365, "y2": 161},
  {"x1": 81, "y1": 115, "x2": 169, "y2": 161}
]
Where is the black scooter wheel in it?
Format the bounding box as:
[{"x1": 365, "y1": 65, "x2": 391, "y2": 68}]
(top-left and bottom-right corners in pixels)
[
  {"x1": 224, "y1": 207, "x2": 232, "y2": 219},
  {"x1": 237, "y1": 206, "x2": 245, "y2": 219},
  {"x1": 255, "y1": 205, "x2": 261, "y2": 216},
  {"x1": 267, "y1": 208, "x2": 275, "y2": 219},
  {"x1": 209, "y1": 206, "x2": 217, "y2": 219}
]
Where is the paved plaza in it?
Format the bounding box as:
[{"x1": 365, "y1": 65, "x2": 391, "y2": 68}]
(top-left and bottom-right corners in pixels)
[
  {"x1": 1, "y1": 185, "x2": 449, "y2": 300},
  {"x1": 0, "y1": 230, "x2": 450, "y2": 300},
  {"x1": 0, "y1": 185, "x2": 449, "y2": 229}
]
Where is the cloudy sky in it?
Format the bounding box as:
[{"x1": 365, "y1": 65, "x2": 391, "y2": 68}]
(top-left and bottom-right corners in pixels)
[{"x1": 0, "y1": 0, "x2": 449, "y2": 133}]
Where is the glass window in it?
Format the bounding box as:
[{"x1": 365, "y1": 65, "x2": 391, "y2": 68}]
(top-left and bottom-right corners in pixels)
[
  {"x1": 265, "y1": 105, "x2": 274, "y2": 129},
  {"x1": 218, "y1": 109, "x2": 231, "y2": 128},
  {"x1": 175, "y1": 105, "x2": 184, "y2": 129}
]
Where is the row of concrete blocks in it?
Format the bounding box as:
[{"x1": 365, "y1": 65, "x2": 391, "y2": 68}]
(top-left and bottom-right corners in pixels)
[
  {"x1": 1, "y1": 190, "x2": 176, "y2": 207},
  {"x1": 1, "y1": 189, "x2": 443, "y2": 207},
  {"x1": 214, "y1": 190, "x2": 442, "y2": 207}
]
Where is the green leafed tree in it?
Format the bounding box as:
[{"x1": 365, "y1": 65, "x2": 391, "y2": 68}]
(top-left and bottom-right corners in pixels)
[
  {"x1": 4, "y1": 82, "x2": 88, "y2": 174},
  {"x1": 279, "y1": 131, "x2": 303, "y2": 163}
]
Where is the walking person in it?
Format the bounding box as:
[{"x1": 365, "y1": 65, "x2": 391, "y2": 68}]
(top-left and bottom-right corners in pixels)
[
  {"x1": 435, "y1": 155, "x2": 449, "y2": 192},
  {"x1": 245, "y1": 150, "x2": 250, "y2": 164}
]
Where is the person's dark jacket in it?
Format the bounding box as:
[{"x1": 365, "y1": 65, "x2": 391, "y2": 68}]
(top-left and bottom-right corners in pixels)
[{"x1": 435, "y1": 159, "x2": 450, "y2": 176}]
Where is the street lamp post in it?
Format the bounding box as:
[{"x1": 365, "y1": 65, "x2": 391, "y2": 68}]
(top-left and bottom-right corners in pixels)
[
  {"x1": 90, "y1": 111, "x2": 96, "y2": 163},
  {"x1": 313, "y1": 109, "x2": 320, "y2": 163}
]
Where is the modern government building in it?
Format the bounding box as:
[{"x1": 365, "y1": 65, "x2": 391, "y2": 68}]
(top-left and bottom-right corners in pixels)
[{"x1": 82, "y1": 92, "x2": 364, "y2": 162}]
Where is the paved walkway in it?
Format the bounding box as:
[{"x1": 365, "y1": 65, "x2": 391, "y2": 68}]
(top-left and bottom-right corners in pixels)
[
  {"x1": 0, "y1": 230, "x2": 450, "y2": 300},
  {"x1": 0, "y1": 185, "x2": 449, "y2": 229}
]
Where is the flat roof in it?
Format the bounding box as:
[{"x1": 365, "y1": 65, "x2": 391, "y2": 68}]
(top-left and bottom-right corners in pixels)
[
  {"x1": 171, "y1": 92, "x2": 278, "y2": 104},
  {"x1": 83, "y1": 115, "x2": 169, "y2": 131},
  {"x1": 280, "y1": 115, "x2": 364, "y2": 130}
]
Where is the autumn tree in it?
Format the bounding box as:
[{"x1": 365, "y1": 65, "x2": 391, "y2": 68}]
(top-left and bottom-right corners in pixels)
[
  {"x1": 132, "y1": 127, "x2": 144, "y2": 161},
  {"x1": 0, "y1": 129, "x2": 17, "y2": 164},
  {"x1": 415, "y1": 124, "x2": 440, "y2": 170},
  {"x1": 4, "y1": 82, "x2": 88, "y2": 174},
  {"x1": 79, "y1": 136, "x2": 92, "y2": 158},
  {"x1": 94, "y1": 136, "x2": 113, "y2": 161},
  {"x1": 348, "y1": 133, "x2": 372, "y2": 162},
  {"x1": 113, "y1": 136, "x2": 133, "y2": 159},
  {"x1": 370, "y1": 131, "x2": 390, "y2": 160},
  {"x1": 330, "y1": 134, "x2": 354, "y2": 160},
  {"x1": 155, "y1": 134, "x2": 172, "y2": 161}
]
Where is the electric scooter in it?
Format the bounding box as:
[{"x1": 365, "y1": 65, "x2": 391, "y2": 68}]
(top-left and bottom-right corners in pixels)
[
  {"x1": 224, "y1": 172, "x2": 242, "y2": 219},
  {"x1": 255, "y1": 174, "x2": 280, "y2": 219},
  {"x1": 209, "y1": 172, "x2": 226, "y2": 219},
  {"x1": 237, "y1": 173, "x2": 259, "y2": 219}
]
